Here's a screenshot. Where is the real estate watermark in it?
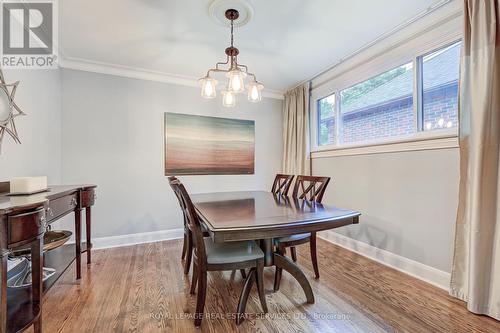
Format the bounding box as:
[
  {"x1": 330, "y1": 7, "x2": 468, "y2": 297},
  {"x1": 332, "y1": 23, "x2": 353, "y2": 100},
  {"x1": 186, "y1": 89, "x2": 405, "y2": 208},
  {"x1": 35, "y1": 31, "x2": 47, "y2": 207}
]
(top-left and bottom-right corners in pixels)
[
  {"x1": 1, "y1": 0, "x2": 58, "y2": 69},
  {"x1": 149, "y1": 311, "x2": 353, "y2": 321}
]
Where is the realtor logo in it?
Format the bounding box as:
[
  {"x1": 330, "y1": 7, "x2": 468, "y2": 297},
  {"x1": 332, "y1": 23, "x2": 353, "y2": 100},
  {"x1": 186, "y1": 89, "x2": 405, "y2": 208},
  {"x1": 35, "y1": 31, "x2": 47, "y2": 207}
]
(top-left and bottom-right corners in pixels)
[{"x1": 1, "y1": 0, "x2": 58, "y2": 69}]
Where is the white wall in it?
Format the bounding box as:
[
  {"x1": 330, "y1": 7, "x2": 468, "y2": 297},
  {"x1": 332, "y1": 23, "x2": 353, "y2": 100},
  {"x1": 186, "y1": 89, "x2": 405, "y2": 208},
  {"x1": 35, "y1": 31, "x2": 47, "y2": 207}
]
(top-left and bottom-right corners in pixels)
[
  {"x1": 59, "y1": 69, "x2": 283, "y2": 239},
  {"x1": 314, "y1": 149, "x2": 459, "y2": 273},
  {"x1": 310, "y1": 4, "x2": 462, "y2": 276},
  {"x1": 0, "y1": 69, "x2": 61, "y2": 183}
]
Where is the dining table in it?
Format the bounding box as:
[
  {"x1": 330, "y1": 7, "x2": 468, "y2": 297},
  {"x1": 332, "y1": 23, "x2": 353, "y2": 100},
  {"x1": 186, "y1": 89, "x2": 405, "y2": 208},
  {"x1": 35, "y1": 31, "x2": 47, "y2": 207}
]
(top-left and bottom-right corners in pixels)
[{"x1": 190, "y1": 190, "x2": 361, "y2": 310}]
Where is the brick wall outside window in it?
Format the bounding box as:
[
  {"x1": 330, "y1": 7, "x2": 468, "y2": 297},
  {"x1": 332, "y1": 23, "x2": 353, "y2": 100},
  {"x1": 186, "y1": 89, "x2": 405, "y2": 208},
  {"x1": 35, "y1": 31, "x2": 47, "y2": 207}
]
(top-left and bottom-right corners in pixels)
[{"x1": 319, "y1": 83, "x2": 458, "y2": 145}]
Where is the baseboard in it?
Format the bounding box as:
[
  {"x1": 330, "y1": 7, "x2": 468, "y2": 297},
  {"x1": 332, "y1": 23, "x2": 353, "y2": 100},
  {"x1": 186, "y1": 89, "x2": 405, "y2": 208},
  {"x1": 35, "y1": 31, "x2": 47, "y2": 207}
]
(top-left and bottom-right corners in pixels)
[
  {"x1": 78, "y1": 228, "x2": 184, "y2": 250},
  {"x1": 72, "y1": 228, "x2": 450, "y2": 290},
  {"x1": 318, "y1": 230, "x2": 451, "y2": 291}
]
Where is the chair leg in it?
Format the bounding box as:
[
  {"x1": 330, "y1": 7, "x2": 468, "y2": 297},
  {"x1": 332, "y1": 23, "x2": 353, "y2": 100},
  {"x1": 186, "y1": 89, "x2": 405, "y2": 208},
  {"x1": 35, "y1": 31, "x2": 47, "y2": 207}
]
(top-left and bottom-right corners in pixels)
[
  {"x1": 240, "y1": 269, "x2": 247, "y2": 279},
  {"x1": 290, "y1": 246, "x2": 297, "y2": 262},
  {"x1": 256, "y1": 261, "x2": 268, "y2": 313},
  {"x1": 190, "y1": 262, "x2": 198, "y2": 294},
  {"x1": 273, "y1": 245, "x2": 284, "y2": 291},
  {"x1": 181, "y1": 232, "x2": 187, "y2": 260},
  {"x1": 236, "y1": 268, "x2": 256, "y2": 325},
  {"x1": 310, "y1": 232, "x2": 320, "y2": 279},
  {"x1": 194, "y1": 271, "x2": 207, "y2": 327},
  {"x1": 184, "y1": 231, "x2": 192, "y2": 275}
]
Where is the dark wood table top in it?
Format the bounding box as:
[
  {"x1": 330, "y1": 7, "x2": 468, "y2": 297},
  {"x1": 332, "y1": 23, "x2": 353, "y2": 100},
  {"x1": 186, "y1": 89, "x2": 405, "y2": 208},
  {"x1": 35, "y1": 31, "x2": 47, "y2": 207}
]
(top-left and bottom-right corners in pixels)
[
  {"x1": 0, "y1": 184, "x2": 96, "y2": 215},
  {"x1": 191, "y1": 191, "x2": 360, "y2": 242}
]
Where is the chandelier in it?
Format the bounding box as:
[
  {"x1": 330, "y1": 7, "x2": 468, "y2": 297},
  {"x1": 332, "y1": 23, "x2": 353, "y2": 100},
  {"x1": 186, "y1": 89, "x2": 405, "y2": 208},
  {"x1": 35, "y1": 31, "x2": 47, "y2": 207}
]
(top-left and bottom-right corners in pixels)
[{"x1": 198, "y1": 9, "x2": 264, "y2": 107}]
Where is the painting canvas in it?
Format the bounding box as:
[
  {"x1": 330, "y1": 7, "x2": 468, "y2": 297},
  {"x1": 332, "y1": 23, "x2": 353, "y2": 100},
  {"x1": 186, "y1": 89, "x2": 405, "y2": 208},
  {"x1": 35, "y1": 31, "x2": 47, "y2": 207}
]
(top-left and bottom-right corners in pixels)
[{"x1": 164, "y1": 113, "x2": 255, "y2": 175}]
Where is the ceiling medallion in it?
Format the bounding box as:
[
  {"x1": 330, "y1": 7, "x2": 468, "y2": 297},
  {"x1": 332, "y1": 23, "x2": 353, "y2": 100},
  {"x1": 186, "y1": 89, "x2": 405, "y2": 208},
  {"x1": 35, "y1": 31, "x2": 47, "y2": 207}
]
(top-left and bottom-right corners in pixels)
[
  {"x1": 199, "y1": 8, "x2": 263, "y2": 107},
  {"x1": 0, "y1": 68, "x2": 25, "y2": 153}
]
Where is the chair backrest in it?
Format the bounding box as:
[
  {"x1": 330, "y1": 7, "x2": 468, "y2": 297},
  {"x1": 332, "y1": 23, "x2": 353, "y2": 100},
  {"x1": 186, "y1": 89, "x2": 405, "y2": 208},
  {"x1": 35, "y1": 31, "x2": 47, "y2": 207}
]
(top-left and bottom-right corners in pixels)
[
  {"x1": 168, "y1": 176, "x2": 182, "y2": 205},
  {"x1": 271, "y1": 174, "x2": 294, "y2": 196},
  {"x1": 168, "y1": 178, "x2": 207, "y2": 263},
  {"x1": 292, "y1": 175, "x2": 331, "y2": 203},
  {"x1": 168, "y1": 176, "x2": 187, "y2": 226}
]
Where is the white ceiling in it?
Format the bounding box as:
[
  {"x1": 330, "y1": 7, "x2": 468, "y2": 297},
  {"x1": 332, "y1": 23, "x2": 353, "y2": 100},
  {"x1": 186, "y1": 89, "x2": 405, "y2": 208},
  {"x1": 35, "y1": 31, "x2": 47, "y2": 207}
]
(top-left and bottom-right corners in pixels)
[{"x1": 60, "y1": 0, "x2": 445, "y2": 93}]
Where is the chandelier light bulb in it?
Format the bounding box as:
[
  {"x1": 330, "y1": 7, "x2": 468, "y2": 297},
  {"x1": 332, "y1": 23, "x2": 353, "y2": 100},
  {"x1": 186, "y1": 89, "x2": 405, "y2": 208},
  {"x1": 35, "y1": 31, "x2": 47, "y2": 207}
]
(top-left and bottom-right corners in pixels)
[
  {"x1": 247, "y1": 81, "x2": 264, "y2": 103},
  {"x1": 222, "y1": 90, "x2": 236, "y2": 107},
  {"x1": 226, "y1": 69, "x2": 246, "y2": 93},
  {"x1": 425, "y1": 122, "x2": 432, "y2": 130},
  {"x1": 199, "y1": 77, "x2": 217, "y2": 99},
  {"x1": 446, "y1": 121, "x2": 453, "y2": 128}
]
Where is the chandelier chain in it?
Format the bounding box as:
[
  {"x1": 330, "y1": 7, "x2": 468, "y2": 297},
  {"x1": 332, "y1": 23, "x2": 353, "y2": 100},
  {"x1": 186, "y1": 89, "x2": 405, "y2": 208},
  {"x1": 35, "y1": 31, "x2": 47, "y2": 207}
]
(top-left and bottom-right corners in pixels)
[{"x1": 230, "y1": 17, "x2": 234, "y2": 48}]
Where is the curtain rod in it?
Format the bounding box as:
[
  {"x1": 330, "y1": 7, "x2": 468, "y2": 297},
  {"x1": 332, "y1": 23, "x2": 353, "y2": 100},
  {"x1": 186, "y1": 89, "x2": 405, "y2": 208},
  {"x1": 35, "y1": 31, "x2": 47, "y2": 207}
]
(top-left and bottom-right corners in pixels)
[{"x1": 286, "y1": 0, "x2": 454, "y2": 93}]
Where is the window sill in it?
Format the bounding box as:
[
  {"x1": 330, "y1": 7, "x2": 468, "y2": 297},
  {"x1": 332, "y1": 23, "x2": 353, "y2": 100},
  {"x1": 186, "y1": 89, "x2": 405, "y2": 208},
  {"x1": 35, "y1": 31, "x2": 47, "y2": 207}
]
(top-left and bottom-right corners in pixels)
[{"x1": 311, "y1": 131, "x2": 459, "y2": 158}]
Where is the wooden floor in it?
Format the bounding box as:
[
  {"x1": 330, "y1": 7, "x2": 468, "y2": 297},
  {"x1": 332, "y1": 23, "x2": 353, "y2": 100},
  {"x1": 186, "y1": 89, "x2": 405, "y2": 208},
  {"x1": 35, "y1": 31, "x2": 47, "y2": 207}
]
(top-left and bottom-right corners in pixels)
[{"x1": 40, "y1": 238, "x2": 500, "y2": 333}]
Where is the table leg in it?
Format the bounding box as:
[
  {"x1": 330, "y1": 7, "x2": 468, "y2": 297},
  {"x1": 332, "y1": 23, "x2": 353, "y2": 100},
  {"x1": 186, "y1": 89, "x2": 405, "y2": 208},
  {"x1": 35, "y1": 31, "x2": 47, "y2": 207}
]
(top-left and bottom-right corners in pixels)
[
  {"x1": 260, "y1": 239, "x2": 273, "y2": 266},
  {"x1": 85, "y1": 207, "x2": 92, "y2": 264},
  {"x1": 273, "y1": 252, "x2": 315, "y2": 304},
  {"x1": 31, "y1": 236, "x2": 43, "y2": 333},
  {"x1": 75, "y1": 208, "x2": 82, "y2": 279},
  {"x1": 0, "y1": 252, "x2": 7, "y2": 333}
]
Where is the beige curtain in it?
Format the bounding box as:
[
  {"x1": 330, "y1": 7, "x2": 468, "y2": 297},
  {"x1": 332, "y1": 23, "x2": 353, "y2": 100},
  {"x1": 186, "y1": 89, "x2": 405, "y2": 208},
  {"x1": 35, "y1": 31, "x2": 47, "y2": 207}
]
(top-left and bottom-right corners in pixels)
[
  {"x1": 450, "y1": 0, "x2": 500, "y2": 320},
  {"x1": 282, "y1": 83, "x2": 311, "y2": 175}
]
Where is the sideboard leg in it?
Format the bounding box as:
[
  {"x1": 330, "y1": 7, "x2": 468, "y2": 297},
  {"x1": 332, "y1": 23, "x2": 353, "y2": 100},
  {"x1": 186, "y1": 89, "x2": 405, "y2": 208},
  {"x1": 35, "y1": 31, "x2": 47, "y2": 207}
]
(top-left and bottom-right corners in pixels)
[
  {"x1": 31, "y1": 236, "x2": 43, "y2": 333},
  {"x1": 85, "y1": 207, "x2": 92, "y2": 264},
  {"x1": 75, "y1": 208, "x2": 82, "y2": 279},
  {"x1": 0, "y1": 252, "x2": 7, "y2": 333}
]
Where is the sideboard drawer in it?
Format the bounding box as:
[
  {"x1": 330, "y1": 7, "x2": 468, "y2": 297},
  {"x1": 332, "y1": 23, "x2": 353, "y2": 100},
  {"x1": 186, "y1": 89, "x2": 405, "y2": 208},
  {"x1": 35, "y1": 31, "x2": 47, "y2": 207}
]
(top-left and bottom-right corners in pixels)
[
  {"x1": 8, "y1": 208, "x2": 46, "y2": 245},
  {"x1": 81, "y1": 189, "x2": 96, "y2": 207},
  {"x1": 48, "y1": 193, "x2": 78, "y2": 221}
]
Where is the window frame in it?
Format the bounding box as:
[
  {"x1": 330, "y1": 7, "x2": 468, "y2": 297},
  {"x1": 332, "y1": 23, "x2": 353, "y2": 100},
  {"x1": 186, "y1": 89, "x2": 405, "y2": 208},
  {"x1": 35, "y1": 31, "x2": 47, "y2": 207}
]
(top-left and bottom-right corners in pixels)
[
  {"x1": 316, "y1": 92, "x2": 337, "y2": 147},
  {"x1": 417, "y1": 40, "x2": 462, "y2": 132},
  {"x1": 311, "y1": 38, "x2": 461, "y2": 153}
]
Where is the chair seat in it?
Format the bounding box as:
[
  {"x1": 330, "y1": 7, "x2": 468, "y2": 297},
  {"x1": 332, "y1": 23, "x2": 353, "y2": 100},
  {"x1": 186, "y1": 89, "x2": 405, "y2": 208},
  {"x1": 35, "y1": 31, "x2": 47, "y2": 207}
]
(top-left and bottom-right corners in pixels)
[
  {"x1": 275, "y1": 233, "x2": 311, "y2": 244},
  {"x1": 204, "y1": 239, "x2": 264, "y2": 265}
]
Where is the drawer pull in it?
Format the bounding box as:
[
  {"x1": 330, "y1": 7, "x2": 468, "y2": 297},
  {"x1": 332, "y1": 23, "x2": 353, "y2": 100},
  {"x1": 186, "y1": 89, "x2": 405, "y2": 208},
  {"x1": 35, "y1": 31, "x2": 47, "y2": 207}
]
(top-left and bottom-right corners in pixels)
[
  {"x1": 38, "y1": 214, "x2": 47, "y2": 229},
  {"x1": 46, "y1": 207, "x2": 54, "y2": 217},
  {"x1": 70, "y1": 197, "x2": 78, "y2": 207}
]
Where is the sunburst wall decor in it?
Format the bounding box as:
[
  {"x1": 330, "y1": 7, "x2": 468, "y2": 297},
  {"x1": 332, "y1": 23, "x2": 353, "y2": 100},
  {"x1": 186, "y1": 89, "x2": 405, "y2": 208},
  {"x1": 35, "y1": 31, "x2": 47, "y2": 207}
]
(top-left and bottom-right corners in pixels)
[{"x1": 0, "y1": 68, "x2": 25, "y2": 153}]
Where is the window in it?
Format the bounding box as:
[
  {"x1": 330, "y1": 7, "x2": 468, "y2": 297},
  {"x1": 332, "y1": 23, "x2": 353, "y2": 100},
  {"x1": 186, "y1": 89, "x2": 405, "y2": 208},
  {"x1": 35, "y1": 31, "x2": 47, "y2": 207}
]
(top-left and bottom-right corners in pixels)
[
  {"x1": 315, "y1": 40, "x2": 461, "y2": 149},
  {"x1": 317, "y1": 94, "x2": 336, "y2": 146},
  {"x1": 420, "y1": 42, "x2": 461, "y2": 131},
  {"x1": 340, "y1": 62, "x2": 414, "y2": 144}
]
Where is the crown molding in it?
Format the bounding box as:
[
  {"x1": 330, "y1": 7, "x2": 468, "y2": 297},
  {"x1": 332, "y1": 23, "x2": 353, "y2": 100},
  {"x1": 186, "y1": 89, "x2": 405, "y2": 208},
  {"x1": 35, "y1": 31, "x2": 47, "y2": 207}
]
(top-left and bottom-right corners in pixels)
[{"x1": 58, "y1": 56, "x2": 285, "y2": 100}]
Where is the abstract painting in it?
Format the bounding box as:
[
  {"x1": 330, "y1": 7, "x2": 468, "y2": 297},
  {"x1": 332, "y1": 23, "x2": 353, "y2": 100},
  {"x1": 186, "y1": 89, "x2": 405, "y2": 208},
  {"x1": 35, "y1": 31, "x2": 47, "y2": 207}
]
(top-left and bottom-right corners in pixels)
[{"x1": 164, "y1": 113, "x2": 255, "y2": 175}]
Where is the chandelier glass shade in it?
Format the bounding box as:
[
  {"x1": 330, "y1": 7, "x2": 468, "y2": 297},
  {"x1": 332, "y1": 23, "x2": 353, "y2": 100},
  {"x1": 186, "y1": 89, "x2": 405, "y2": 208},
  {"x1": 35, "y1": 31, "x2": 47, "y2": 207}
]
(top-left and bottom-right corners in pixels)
[
  {"x1": 247, "y1": 80, "x2": 264, "y2": 102},
  {"x1": 199, "y1": 9, "x2": 263, "y2": 107},
  {"x1": 199, "y1": 77, "x2": 218, "y2": 98},
  {"x1": 222, "y1": 90, "x2": 236, "y2": 107}
]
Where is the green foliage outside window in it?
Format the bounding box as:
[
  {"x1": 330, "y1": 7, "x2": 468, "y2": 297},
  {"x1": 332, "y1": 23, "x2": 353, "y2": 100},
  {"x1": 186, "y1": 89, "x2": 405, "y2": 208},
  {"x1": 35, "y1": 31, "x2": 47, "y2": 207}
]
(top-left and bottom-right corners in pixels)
[
  {"x1": 318, "y1": 97, "x2": 335, "y2": 145},
  {"x1": 341, "y1": 67, "x2": 406, "y2": 107}
]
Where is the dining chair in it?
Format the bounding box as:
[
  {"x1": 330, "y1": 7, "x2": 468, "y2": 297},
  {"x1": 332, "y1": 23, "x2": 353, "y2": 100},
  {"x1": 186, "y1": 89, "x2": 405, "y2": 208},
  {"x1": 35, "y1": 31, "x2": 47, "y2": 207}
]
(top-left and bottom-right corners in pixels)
[
  {"x1": 169, "y1": 176, "x2": 218, "y2": 276},
  {"x1": 271, "y1": 174, "x2": 294, "y2": 196},
  {"x1": 169, "y1": 176, "x2": 195, "y2": 275},
  {"x1": 169, "y1": 179, "x2": 268, "y2": 327},
  {"x1": 274, "y1": 175, "x2": 331, "y2": 291},
  {"x1": 169, "y1": 177, "x2": 247, "y2": 280}
]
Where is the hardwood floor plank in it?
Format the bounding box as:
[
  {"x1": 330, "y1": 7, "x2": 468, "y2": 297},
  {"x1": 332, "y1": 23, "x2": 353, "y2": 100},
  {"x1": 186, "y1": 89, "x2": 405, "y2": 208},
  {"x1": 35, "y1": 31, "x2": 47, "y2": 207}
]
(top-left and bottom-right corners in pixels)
[{"x1": 41, "y1": 238, "x2": 500, "y2": 333}]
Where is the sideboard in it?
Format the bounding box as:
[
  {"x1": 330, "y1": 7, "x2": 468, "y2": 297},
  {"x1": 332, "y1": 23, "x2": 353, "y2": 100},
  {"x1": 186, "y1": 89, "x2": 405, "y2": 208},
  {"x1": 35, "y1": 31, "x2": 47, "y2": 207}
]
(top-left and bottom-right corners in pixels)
[{"x1": 0, "y1": 183, "x2": 97, "y2": 333}]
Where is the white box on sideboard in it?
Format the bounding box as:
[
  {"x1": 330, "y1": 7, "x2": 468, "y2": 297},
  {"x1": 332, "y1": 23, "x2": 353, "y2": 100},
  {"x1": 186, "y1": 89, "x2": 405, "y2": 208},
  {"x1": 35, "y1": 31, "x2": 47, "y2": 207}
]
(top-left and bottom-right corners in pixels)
[{"x1": 10, "y1": 176, "x2": 48, "y2": 194}]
